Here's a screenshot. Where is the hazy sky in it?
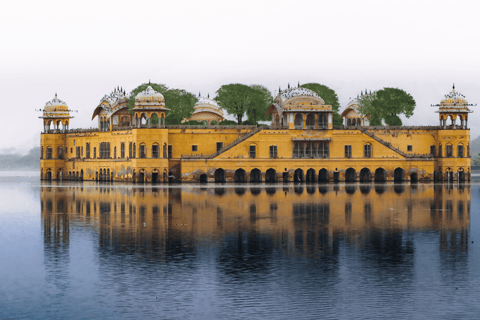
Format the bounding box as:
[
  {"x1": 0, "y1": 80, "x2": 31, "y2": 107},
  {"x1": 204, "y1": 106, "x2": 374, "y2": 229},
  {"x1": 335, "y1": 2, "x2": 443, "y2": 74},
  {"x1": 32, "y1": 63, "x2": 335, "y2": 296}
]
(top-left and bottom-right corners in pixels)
[{"x1": 1, "y1": 0, "x2": 479, "y2": 154}]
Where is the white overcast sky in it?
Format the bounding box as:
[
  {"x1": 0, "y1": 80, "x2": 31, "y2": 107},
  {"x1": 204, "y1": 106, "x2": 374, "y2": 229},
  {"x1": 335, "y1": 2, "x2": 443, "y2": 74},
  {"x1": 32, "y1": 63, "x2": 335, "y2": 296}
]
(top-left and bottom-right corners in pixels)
[{"x1": 1, "y1": 0, "x2": 479, "y2": 154}]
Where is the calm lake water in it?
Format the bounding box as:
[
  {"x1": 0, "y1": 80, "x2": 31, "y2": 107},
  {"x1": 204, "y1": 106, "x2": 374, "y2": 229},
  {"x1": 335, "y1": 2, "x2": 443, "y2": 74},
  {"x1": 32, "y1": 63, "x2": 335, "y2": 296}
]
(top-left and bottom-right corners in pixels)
[{"x1": 1, "y1": 175, "x2": 480, "y2": 319}]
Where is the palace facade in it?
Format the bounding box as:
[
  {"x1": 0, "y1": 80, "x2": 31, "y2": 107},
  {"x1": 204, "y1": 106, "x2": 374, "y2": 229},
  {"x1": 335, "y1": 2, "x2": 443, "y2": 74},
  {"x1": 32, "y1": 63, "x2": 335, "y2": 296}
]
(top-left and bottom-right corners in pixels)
[{"x1": 40, "y1": 85, "x2": 473, "y2": 183}]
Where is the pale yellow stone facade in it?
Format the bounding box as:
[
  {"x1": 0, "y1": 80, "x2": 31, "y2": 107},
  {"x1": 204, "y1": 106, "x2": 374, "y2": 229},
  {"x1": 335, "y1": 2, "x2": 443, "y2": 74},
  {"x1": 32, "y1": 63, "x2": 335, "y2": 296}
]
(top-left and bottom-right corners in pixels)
[{"x1": 40, "y1": 86, "x2": 473, "y2": 183}]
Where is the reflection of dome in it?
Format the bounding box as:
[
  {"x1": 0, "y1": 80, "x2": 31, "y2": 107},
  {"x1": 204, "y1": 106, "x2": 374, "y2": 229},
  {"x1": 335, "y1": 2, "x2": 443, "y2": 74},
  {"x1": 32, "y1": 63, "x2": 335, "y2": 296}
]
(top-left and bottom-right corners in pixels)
[
  {"x1": 135, "y1": 86, "x2": 165, "y2": 106},
  {"x1": 44, "y1": 93, "x2": 68, "y2": 112},
  {"x1": 440, "y1": 86, "x2": 468, "y2": 107}
]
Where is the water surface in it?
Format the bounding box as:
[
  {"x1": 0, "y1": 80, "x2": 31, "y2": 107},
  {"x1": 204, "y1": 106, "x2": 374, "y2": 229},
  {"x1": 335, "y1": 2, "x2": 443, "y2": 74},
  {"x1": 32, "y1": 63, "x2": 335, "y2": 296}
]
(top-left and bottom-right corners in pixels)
[{"x1": 1, "y1": 178, "x2": 479, "y2": 319}]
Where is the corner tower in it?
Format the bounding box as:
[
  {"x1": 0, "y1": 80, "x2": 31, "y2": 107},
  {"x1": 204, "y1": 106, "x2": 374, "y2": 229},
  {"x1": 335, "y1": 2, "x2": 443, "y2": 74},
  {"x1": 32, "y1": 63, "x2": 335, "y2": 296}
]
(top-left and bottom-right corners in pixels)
[
  {"x1": 39, "y1": 94, "x2": 72, "y2": 180},
  {"x1": 432, "y1": 84, "x2": 474, "y2": 129}
]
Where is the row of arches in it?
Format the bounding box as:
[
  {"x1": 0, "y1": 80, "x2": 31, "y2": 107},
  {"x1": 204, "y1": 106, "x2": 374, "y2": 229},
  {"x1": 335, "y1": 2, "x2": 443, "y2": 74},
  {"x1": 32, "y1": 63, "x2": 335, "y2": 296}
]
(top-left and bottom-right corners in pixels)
[
  {"x1": 134, "y1": 112, "x2": 166, "y2": 128},
  {"x1": 203, "y1": 167, "x2": 420, "y2": 183},
  {"x1": 43, "y1": 119, "x2": 69, "y2": 133}
]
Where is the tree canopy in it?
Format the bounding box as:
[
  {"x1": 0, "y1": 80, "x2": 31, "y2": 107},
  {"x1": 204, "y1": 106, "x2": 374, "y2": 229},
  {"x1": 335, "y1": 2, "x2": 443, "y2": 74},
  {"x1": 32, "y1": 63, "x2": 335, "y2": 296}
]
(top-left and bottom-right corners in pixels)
[
  {"x1": 215, "y1": 84, "x2": 273, "y2": 125},
  {"x1": 358, "y1": 88, "x2": 416, "y2": 126},
  {"x1": 128, "y1": 83, "x2": 197, "y2": 125},
  {"x1": 300, "y1": 83, "x2": 343, "y2": 126}
]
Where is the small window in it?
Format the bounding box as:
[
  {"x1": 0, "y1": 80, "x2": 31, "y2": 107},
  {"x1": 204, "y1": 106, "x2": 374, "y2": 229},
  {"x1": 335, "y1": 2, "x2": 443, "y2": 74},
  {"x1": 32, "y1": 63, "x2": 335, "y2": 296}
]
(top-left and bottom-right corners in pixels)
[
  {"x1": 46, "y1": 147, "x2": 52, "y2": 159},
  {"x1": 407, "y1": 145, "x2": 413, "y2": 152},
  {"x1": 430, "y1": 145, "x2": 436, "y2": 156},
  {"x1": 57, "y1": 147, "x2": 63, "y2": 159},
  {"x1": 364, "y1": 144, "x2": 372, "y2": 158},
  {"x1": 152, "y1": 144, "x2": 159, "y2": 158},
  {"x1": 73, "y1": 139, "x2": 75, "y2": 146},
  {"x1": 70, "y1": 148, "x2": 73, "y2": 154},
  {"x1": 458, "y1": 145, "x2": 464, "y2": 158},
  {"x1": 93, "y1": 147, "x2": 96, "y2": 159},
  {"x1": 114, "y1": 146, "x2": 117, "y2": 159},
  {"x1": 438, "y1": 145, "x2": 442, "y2": 158},
  {"x1": 270, "y1": 145, "x2": 278, "y2": 158},
  {"x1": 129, "y1": 142, "x2": 132, "y2": 158},
  {"x1": 139, "y1": 144, "x2": 146, "y2": 158},
  {"x1": 168, "y1": 145, "x2": 172, "y2": 159},
  {"x1": 86, "y1": 143, "x2": 90, "y2": 159},
  {"x1": 121, "y1": 142, "x2": 125, "y2": 158},
  {"x1": 192, "y1": 145, "x2": 198, "y2": 152},
  {"x1": 249, "y1": 145, "x2": 256, "y2": 158},
  {"x1": 446, "y1": 145, "x2": 453, "y2": 158},
  {"x1": 345, "y1": 145, "x2": 352, "y2": 158},
  {"x1": 216, "y1": 142, "x2": 223, "y2": 152}
]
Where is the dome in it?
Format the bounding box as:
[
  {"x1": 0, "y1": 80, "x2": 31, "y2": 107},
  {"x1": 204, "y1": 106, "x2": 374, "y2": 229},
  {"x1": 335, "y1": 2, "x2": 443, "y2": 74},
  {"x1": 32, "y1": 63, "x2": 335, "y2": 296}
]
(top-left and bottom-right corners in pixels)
[
  {"x1": 135, "y1": 86, "x2": 165, "y2": 106},
  {"x1": 440, "y1": 86, "x2": 468, "y2": 107},
  {"x1": 44, "y1": 93, "x2": 68, "y2": 112},
  {"x1": 276, "y1": 87, "x2": 325, "y2": 105},
  {"x1": 192, "y1": 97, "x2": 224, "y2": 117}
]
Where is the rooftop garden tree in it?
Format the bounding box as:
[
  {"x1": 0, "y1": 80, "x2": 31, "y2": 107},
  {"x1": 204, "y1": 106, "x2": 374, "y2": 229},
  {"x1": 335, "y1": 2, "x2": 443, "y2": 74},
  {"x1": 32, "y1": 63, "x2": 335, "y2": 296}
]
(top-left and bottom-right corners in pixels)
[
  {"x1": 215, "y1": 83, "x2": 273, "y2": 125},
  {"x1": 358, "y1": 88, "x2": 416, "y2": 126}
]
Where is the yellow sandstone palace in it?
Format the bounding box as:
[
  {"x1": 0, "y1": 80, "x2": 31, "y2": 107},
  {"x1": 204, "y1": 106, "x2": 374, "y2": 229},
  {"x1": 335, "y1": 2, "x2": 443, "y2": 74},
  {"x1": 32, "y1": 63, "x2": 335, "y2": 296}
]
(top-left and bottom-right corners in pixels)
[{"x1": 40, "y1": 85, "x2": 473, "y2": 183}]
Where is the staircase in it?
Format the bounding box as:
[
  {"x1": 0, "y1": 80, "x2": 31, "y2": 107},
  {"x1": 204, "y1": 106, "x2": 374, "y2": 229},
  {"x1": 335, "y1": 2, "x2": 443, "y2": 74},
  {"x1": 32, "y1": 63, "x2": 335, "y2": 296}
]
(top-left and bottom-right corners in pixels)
[
  {"x1": 182, "y1": 126, "x2": 266, "y2": 159},
  {"x1": 359, "y1": 127, "x2": 432, "y2": 159}
]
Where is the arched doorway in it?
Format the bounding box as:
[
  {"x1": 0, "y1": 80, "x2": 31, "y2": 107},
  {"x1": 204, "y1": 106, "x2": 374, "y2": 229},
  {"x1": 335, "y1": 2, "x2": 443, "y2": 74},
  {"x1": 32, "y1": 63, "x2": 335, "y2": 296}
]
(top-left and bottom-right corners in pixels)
[
  {"x1": 345, "y1": 168, "x2": 356, "y2": 182},
  {"x1": 152, "y1": 171, "x2": 159, "y2": 183},
  {"x1": 80, "y1": 169, "x2": 84, "y2": 181},
  {"x1": 359, "y1": 168, "x2": 371, "y2": 182},
  {"x1": 265, "y1": 169, "x2": 276, "y2": 183},
  {"x1": 318, "y1": 169, "x2": 328, "y2": 182},
  {"x1": 200, "y1": 174, "x2": 208, "y2": 183},
  {"x1": 215, "y1": 169, "x2": 225, "y2": 183},
  {"x1": 458, "y1": 170, "x2": 465, "y2": 181},
  {"x1": 294, "y1": 169, "x2": 304, "y2": 182},
  {"x1": 375, "y1": 168, "x2": 386, "y2": 182},
  {"x1": 294, "y1": 114, "x2": 303, "y2": 129},
  {"x1": 306, "y1": 114, "x2": 315, "y2": 129},
  {"x1": 410, "y1": 172, "x2": 418, "y2": 183},
  {"x1": 250, "y1": 169, "x2": 262, "y2": 183},
  {"x1": 394, "y1": 168, "x2": 404, "y2": 182},
  {"x1": 234, "y1": 169, "x2": 247, "y2": 182},
  {"x1": 306, "y1": 169, "x2": 316, "y2": 182}
]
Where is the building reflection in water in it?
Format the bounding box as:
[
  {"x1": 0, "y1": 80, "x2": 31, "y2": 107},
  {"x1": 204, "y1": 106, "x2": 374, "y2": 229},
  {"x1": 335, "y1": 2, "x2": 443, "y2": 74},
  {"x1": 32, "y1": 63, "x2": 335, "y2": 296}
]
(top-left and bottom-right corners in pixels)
[{"x1": 40, "y1": 182, "x2": 470, "y2": 268}]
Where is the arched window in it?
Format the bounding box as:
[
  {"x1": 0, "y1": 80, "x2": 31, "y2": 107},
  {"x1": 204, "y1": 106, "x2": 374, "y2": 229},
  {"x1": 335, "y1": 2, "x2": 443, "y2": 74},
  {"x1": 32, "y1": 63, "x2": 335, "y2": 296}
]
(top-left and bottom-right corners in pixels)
[
  {"x1": 457, "y1": 144, "x2": 464, "y2": 158},
  {"x1": 318, "y1": 114, "x2": 327, "y2": 129},
  {"x1": 446, "y1": 144, "x2": 453, "y2": 158},
  {"x1": 46, "y1": 147, "x2": 52, "y2": 159},
  {"x1": 152, "y1": 143, "x2": 159, "y2": 158},
  {"x1": 364, "y1": 143, "x2": 372, "y2": 158}
]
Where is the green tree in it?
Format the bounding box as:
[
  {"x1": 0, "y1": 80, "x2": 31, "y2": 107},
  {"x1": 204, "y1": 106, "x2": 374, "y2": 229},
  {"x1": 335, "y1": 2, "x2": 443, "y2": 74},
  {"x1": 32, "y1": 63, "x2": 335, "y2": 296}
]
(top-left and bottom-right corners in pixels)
[
  {"x1": 357, "y1": 93, "x2": 382, "y2": 126},
  {"x1": 215, "y1": 83, "x2": 273, "y2": 125},
  {"x1": 300, "y1": 83, "x2": 342, "y2": 126},
  {"x1": 358, "y1": 88, "x2": 415, "y2": 126},
  {"x1": 246, "y1": 84, "x2": 273, "y2": 122},
  {"x1": 128, "y1": 83, "x2": 196, "y2": 125}
]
